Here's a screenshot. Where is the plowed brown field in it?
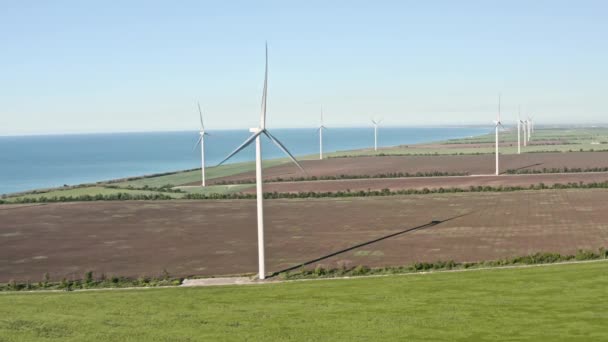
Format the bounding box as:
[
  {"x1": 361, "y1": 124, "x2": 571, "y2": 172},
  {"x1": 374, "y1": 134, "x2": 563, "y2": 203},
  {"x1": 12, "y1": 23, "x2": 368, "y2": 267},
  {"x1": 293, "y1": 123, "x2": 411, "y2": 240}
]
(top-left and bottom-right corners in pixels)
[
  {"x1": 197, "y1": 152, "x2": 608, "y2": 185},
  {"x1": 2, "y1": 189, "x2": 608, "y2": 282}
]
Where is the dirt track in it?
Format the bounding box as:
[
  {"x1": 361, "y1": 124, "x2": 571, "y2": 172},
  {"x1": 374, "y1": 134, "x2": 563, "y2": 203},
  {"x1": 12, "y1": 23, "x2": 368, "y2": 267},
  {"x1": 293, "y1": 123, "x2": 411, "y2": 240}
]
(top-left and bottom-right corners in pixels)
[
  {"x1": 200, "y1": 152, "x2": 608, "y2": 185},
  {"x1": 2, "y1": 190, "x2": 608, "y2": 282},
  {"x1": 244, "y1": 173, "x2": 608, "y2": 194}
]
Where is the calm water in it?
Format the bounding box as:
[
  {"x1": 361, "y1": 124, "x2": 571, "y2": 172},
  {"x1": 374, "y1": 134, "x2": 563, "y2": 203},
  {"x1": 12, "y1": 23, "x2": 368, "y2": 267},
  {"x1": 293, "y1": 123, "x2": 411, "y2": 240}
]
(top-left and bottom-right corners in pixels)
[{"x1": 0, "y1": 127, "x2": 487, "y2": 195}]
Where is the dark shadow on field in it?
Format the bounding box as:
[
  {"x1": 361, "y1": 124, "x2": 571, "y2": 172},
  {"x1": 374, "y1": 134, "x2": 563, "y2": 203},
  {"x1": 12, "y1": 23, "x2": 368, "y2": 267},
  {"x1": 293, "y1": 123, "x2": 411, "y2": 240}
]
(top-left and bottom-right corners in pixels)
[
  {"x1": 269, "y1": 212, "x2": 471, "y2": 278},
  {"x1": 500, "y1": 163, "x2": 543, "y2": 175}
]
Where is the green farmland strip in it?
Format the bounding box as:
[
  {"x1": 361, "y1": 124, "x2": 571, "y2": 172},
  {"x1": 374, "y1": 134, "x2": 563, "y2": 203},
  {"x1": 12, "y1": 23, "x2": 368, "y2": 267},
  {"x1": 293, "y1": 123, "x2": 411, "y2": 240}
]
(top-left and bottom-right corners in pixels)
[{"x1": 1, "y1": 261, "x2": 607, "y2": 341}]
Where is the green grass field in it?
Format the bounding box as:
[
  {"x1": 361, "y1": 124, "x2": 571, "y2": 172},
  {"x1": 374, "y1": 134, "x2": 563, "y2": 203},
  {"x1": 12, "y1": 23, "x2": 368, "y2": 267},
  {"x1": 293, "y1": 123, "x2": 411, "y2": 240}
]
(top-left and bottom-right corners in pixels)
[
  {"x1": 176, "y1": 184, "x2": 254, "y2": 194},
  {"x1": 327, "y1": 142, "x2": 607, "y2": 157},
  {"x1": 110, "y1": 159, "x2": 288, "y2": 188},
  {"x1": 1, "y1": 261, "x2": 606, "y2": 341},
  {"x1": 440, "y1": 127, "x2": 608, "y2": 145},
  {"x1": 326, "y1": 127, "x2": 608, "y2": 157},
  {"x1": 3, "y1": 186, "x2": 182, "y2": 203}
]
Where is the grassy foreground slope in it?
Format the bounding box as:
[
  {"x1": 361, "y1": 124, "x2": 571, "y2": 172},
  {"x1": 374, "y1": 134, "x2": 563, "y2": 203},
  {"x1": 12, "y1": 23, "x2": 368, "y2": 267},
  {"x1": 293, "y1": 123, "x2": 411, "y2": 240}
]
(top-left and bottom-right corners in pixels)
[{"x1": 1, "y1": 262, "x2": 607, "y2": 341}]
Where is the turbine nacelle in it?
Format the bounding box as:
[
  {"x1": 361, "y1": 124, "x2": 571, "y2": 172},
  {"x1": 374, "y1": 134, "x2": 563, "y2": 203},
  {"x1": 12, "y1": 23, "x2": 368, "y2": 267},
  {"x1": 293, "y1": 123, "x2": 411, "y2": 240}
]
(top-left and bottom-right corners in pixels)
[{"x1": 371, "y1": 119, "x2": 383, "y2": 126}]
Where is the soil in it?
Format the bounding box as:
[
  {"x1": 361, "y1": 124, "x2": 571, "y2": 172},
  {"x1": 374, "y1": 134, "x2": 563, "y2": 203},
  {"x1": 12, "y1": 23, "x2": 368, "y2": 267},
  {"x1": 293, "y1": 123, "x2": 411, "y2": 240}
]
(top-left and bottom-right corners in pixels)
[
  {"x1": 245, "y1": 172, "x2": 608, "y2": 194},
  {"x1": 198, "y1": 152, "x2": 608, "y2": 185},
  {"x1": 2, "y1": 190, "x2": 608, "y2": 282}
]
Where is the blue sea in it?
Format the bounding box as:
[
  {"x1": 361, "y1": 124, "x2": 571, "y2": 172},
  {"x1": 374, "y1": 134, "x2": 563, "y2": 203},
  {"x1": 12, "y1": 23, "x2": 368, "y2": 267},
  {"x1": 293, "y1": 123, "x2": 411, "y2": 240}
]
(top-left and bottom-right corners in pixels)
[{"x1": 0, "y1": 127, "x2": 488, "y2": 195}]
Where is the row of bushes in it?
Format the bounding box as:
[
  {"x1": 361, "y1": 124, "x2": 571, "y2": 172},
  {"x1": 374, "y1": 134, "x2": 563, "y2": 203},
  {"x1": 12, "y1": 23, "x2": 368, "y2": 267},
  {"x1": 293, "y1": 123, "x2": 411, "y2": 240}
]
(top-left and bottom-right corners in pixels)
[
  {"x1": 103, "y1": 168, "x2": 198, "y2": 184},
  {"x1": 3, "y1": 192, "x2": 175, "y2": 204},
  {"x1": 542, "y1": 148, "x2": 608, "y2": 153},
  {"x1": 328, "y1": 149, "x2": 608, "y2": 159},
  {"x1": 185, "y1": 181, "x2": 608, "y2": 200},
  {"x1": 3, "y1": 249, "x2": 606, "y2": 291},
  {"x1": 278, "y1": 248, "x2": 608, "y2": 280},
  {"x1": 213, "y1": 171, "x2": 470, "y2": 185},
  {"x1": 105, "y1": 184, "x2": 185, "y2": 193},
  {"x1": 1, "y1": 270, "x2": 182, "y2": 292},
  {"x1": 4, "y1": 180, "x2": 608, "y2": 204},
  {"x1": 328, "y1": 152, "x2": 492, "y2": 158},
  {"x1": 506, "y1": 167, "x2": 608, "y2": 174}
]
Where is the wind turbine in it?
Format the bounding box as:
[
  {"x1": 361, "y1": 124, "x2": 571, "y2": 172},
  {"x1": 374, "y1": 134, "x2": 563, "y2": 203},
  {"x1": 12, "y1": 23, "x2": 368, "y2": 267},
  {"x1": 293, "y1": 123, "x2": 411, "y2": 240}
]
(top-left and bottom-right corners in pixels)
[
  {"x1": 318, "y1": 106, "x2": 327, "y2": 160},
  {"x1": 371, "y1": 118, "x2": 382, "y2": 151},
  {"x1": 527, "y1": 116, "x2": 532, "y2": 142},
  {"x1": 193, "y1": 102, "x2": 209, "y2": 187},
  {"x1": 216, "y1": 43, "x2": 305, "y2": 280},
  {"x1": 493, "y1": 95, "x2": 505, "y2": 175},
  {"x1": 517, "y1": 106, "x2": 521, "y2": 154},
  {"x1": 531, "y1": 117, "x2": 535, "y2": 134},
  {"x1": 522, "y1": 118, "x2": 528, "y2": 147}
]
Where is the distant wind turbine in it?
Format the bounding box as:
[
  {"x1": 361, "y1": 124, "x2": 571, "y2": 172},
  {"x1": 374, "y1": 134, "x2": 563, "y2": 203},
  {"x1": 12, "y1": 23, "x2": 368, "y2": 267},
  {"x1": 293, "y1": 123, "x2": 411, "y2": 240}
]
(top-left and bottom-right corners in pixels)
[
  {"x1": 517, "y1": 106, "x2": 522, "y2": 155},
  {"x1": 522, "y1": 118, "x2": 528, "y2": 147},
  {"x1": 318, "y1": 106, "x2": 327, "y2": 160},
  {"x1": 193, "y1": 102, "x2": 209, "y2": 187},
  {"x1": 526, "y1": 115, "x2": 532, "y2": 142},
  {"x1": 493, "y1": 95, "x2": 505, "y2": 175},
  {"x1": 216, "y1": 43, "x2": 306, "y2": 280},
  {"x1": 371, "y1": 118, "x2": 383, "y2": 151}
]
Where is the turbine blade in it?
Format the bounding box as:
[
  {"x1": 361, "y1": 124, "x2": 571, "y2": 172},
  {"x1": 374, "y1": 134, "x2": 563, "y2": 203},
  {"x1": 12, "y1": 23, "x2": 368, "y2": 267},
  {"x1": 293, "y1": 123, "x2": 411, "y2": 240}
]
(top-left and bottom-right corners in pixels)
[
  {"x1": 198, "y1": 102, "x2": 204, "y2": 130},
  {"x1": 216, "y1": 131, "x2": 262, "y2": 167},
  {"x1": 192, "y1": 136, "x2": 203, "y2": 152},
  {"x1": 518, "y1": 105, "x2": 521, "y2": 121},
  {"x1": 264, "y1": 131, "x2": 306, "y2": 174},
  {"x1": 498, "y1": 94, "x2": 501, "y2": 122},
  {"x1": 260, "y1": 42, "x2": 268, "y2": 129},
  {"x1": 321, "y1": 105, "x2": 324, "y2": 126}
]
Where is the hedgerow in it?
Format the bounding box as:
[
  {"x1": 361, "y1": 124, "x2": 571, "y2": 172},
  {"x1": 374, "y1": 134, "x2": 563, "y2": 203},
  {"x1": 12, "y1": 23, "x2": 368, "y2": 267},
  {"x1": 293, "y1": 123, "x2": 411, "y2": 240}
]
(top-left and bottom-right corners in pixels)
[
  {"x1": 0, "y1": 270, "x2": 182, "y2": 292},
  {"x1": 506, "y1": 167, "x2": 608, "y2": 174},
  {"x1": 105, "y1": 184, "x2": 185, "y2": 193},
  {"x1": 102, "y1": 168, "x2": 199, "y2": 184},
  {"x1": 278, "y1": 248, "x2": 608, "y2": 280},
  {"x1": 213, "y1": 171, "x2": 469, "y2": 185},
  {"x1": 6, "y1": 192, "x2": 174, "y2": 204},
  {"x1": 2, "y1": 249, "x2": 606, "y2": 291},
  {"x1": 4, "y1": 180, "x2": 608, "y2": 204},
  {"x1": 185, "y1": 181, "x2": 608, "y2": 200}
]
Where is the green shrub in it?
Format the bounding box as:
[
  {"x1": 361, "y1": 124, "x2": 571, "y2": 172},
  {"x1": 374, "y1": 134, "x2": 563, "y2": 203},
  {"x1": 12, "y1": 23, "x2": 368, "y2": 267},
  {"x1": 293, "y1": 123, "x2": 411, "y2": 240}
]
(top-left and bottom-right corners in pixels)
[
  {"x1": 84, "y1": 271, "x2": 94, "y2": 286},
  {"x1": 351, "y1": 265, "x2": 370, "y2": 276},
  {"x1": 313, "y1": 265, "x2": 327, "y2": 277},
  {"x1": 276, "y1": 248, "x2": 608, "y2": 281},
  {"x1": 575, "y1": 249, "x2": 599, "y2": 261}
]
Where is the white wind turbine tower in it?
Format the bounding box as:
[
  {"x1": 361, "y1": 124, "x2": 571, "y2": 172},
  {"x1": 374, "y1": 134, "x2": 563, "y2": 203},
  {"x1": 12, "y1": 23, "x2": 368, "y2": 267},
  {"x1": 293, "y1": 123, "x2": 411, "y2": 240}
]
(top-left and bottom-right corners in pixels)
[
  {"x1": 517, "y1": 106, "x2": 522, "y2": 154},
  {"x1": 193, "y1": 102, "x2": 209, "y2": 187},
  {"x1": 318, "y1": 106, "x2": 327, "y2": 160},
  {"x1": 522, "y1": 118, "x2": 528, "y2": 147},
  {"x1": 216, "y1": 43, "x2": 306, "y2": 280},
  {"x1": 526, "y1": 115, "x2": 532, "y2": 142},
  {"x1": 493, "y1": 95, "x2": 505, "y2": 175},
  {"x1": 371, "y1": 118, "x2": 382, "y2": 151}
]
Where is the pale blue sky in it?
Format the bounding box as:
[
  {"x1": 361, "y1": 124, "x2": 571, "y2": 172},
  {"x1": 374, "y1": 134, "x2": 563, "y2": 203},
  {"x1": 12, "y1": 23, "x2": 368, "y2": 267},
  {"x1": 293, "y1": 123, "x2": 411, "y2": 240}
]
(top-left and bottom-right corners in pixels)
[{"x1": 1, "y1": 0, "x2": 607, "y2": 135}]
